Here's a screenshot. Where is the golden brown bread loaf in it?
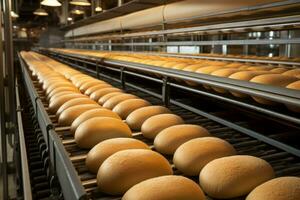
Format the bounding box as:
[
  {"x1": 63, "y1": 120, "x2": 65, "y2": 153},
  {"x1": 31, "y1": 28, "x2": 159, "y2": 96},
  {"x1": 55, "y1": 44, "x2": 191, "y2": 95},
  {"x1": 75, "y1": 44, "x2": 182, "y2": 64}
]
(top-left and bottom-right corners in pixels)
[
  {"x1": 75, "y1": 117, "x2": 132, "y2": 148},
  {"x1": 86, "y1": 138, "x2": 149, "y2": 173},
  {"x1": 210, "y1": 68, "x2": 241, "y2": 93},
  {"x1": 285, "y1": 80, "x2": 300, "y2": 112},
  {"x1": 246, "y1": 176, "x2": 300, "y2": 200},
  {"x1": 154, "y1": 124, "x2": 210, "y2": 155},
  {"x1": 112, "y1": 99, "x2": 151, "y2": 119},
  {"x1": 84, "y1": 84, "x2": 112, "y2": 96},
  {"x1": 122, "y1": 175, "x2": 206, "y2": 200},
  {"x1": 90, "y1": 88, "x2": 122, "y2": 101},
  {"x1": 45, "y1": 82, "x2": 75, "y2": 95},
  {"x1": 98, "y1": 92, "x2": 123, "y2": 105},
  {"x1": 58, "y1": 104, "x2": 100, "y2": 126},
  {"x1": 102, "y1": 94, "x2": 137, "y2": 109},
  {"x1": 56, "y1": 98, "x2": 98, "y2": 117},
  {"x1": 173, "y1": 137, "x2": 236, "y2": 176},
  {"x1": 142, "y1": 114, "x2": 184, "y2": 139},
  {"x1": 199, "y1": 155, "x2": 275, "y2": 199},
  {"x1": 70, "y1": 108, "x2": 121, "y2": 134},
  {"x1": 250, "y1": 74, "x2": 299, "y2": 105},
  {"x1": 79, "y1": 81, "x2": 106, "y2": 93},
  {"x1": 97, "y1": 149, "x2": 173, "y2": 195},
  {"x1": 126, "y1": 106, "x2": 171, "y2": 130},
  {"x1": 48, "y1": 93, "x2": 88, "y2": 114}
]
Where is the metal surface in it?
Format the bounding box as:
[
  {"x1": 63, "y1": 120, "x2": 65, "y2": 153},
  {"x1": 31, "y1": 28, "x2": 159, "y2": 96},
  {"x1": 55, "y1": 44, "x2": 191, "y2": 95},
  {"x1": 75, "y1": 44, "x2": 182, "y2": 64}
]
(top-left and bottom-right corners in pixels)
[
  {"x1": 74, "y1": 38, "x2": 300, "y2": 46},
  {"x1": 15, "y1": 78, "x2": 33, "y2": 200},
  {"x1": 0, "y1": 6, "x2": 8, "y2": 200},
  {"x1": 64, "y1": 15, "x2": 300, "y2": 41},
  {"x1": 61, "y1": 0, "x2": 179, "y2": 31}
]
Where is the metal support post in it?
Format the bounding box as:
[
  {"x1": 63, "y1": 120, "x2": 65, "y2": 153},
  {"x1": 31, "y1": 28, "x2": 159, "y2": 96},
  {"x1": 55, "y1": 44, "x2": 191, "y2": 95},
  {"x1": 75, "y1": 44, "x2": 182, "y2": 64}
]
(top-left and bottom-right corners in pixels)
[
  {"x1": 162, "y1": 77, "x2": 170, "y2": 107},
  {"x1": 120, "y1": 67, "x2": 126, "y2": 89}
]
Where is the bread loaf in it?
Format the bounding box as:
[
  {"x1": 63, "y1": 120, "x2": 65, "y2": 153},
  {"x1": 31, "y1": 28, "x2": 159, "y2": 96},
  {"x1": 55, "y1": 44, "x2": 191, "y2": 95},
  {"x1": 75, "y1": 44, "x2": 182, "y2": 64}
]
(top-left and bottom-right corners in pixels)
[
  {"x1": 246, "y1": 176, "x2": 300, "y2": 200},
  {"x1": 199, "y1": 155, "x2": 275, "y2": 199},
  {"x1": 79, "y1": 81, "x2": 106, "y2": 93},
  {"x1": 122, "y1": 175, "x2": 206, "y2": 200},
  {"x1": 126, "y1": 106, "x2": 171, "y2": 130},
  {"x1": 174, "y1": 137, "x2": 236, "y2": 176},
  {"x1": 70, "y1": 108, "x2": 121, "y2": 134},
  {"x1": 142, "y1": 114, "x2": 184, "y2": 139},
  {"x1": 48, "y1": 93, "x2": 88, "y2": 114},
  {"x1": 84, "y1": 84, "x2": 112, "y2": 96},
  {"x1": 102, "y1": 94, "x2": 137, "y2": 109},
  {"x1": 97, "y1": 149, "x2": 172, "y2": 195},
  {"x1": 286, "y1": 80, "x2": 300, "y2": 112},
  {"x1": 112, "y1": 99, "x2": 151, "y2": 119},
  {"x1": 250, "y1": 74, "x2": 298, "y2": 105},
  {"x1": 86, "y1": 138, "x2": 149, "y2": 173},
  {"x1": 75, "y1": 117, "x2": 132, "y2": 148},
  {"x1": 154, "y1": 124, "x2": 210, "y2": 155},
  {"x1": 90, "y1": 88, "x2": 122, "y2": 101},
  {"x1": 56, "y1": 98, "x2": 98, "y2": 117},
  {"x1": 98, "y1": 92, "x2": 123, "y2": 105},
  {"x1": 58, "y1": 104, "x2": 100, "y2": 126}
]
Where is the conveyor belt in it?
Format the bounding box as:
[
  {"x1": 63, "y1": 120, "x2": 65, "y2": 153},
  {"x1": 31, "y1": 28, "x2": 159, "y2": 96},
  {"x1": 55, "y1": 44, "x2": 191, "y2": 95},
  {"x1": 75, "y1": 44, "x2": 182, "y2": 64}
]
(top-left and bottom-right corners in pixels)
[{"x1": 18, "y1": 52, "x2": 300, "y2": 200}]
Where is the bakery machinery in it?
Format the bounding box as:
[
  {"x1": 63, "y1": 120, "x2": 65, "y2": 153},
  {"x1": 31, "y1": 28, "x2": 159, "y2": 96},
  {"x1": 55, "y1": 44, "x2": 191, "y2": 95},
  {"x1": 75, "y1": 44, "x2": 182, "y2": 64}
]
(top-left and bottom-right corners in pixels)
[{"x1": 1, "y1": 0, "x2": 300, "y2": 200}]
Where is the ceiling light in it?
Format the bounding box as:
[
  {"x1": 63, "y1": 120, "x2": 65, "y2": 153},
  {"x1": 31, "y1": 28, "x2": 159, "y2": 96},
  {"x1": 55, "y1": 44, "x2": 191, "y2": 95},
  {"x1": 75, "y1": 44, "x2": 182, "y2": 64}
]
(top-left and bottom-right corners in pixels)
[
  {"x1": 11, "y1": 11, "x2": 19, "y2": 18},
  {"x1": 95, "y1": 6, "x2": 102, "y2": 12},
  {"x1": 70, "y1": 0, "x2": 91, "y2": 6},
  {"x1": 34, "y1": 8, "x2": 48, "y2": 16},
  {"x1": 71, "y1": 9, "x2": 85, "y2": 15},
  {"x1": 41, "y1": 0, "x2": 61, "y2": 7},
  {"x1": 67, "y1": 17, "x2": 73, "y2": 21}
]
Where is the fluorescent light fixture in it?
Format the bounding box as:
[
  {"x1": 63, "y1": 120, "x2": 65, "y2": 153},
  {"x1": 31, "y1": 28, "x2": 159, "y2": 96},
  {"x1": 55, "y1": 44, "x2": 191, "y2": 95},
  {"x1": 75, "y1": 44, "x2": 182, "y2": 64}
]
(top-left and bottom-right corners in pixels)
[
  {"x1": 11, "y1": 11, "x2": 19, "y2": 18},
  {"x1": 41, "y1": 0, "x2": 61, "y2": 7},
  {"x1": 70, "y1": 0, "x2": 91, "y2": 6},
  {"x1": 95, "y1": 6, "x2": 102, "y2": 12},
  {"x1": 33, "y1": 8, "x2": 48, "y2": 16}
]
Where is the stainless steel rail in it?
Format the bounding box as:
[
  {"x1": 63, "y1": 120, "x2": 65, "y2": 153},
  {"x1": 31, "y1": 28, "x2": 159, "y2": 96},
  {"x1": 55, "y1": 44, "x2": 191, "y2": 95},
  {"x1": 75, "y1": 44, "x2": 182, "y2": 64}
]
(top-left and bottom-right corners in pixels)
[{"x1": 15, "y1": 78, "x2": 33, "y2": 200}]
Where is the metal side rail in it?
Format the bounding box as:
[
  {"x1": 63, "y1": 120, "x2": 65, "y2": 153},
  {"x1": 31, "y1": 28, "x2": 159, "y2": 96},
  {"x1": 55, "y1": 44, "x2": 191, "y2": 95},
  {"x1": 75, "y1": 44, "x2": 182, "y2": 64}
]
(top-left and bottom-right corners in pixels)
[
  {"x1": 15, "y1": 78, "x2": 33, "y2": 200},
  {"x1": 43, "y1": 50, "x2": 300, "y2": 127}
]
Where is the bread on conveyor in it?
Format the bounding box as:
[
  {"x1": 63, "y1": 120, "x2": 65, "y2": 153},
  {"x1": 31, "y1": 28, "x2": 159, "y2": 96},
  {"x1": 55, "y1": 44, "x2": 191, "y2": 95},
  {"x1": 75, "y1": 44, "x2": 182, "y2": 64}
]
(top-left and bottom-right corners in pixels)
[
  {"x1": 75, "y1": 117, "x2": 132, "y2": 148},
  {"x1": 112, "y1": 99, "x2": 151, "y2": 119},
  {"x1": 86, "y1": 138, "x2": 149, "y2": 173},
  {"x1": 286, "y1": 80, "x2": 300, "y2": 112},
  {"x1": 126, "y1": 106, "x2": 171, "y2": 130},
  {"x1": 58, "y1": 104, "x2": 100, "y2": 126},
  {"x1": 228, "y1": 71, "x2": 271, "y2": 98},
  {"x1": 102, "y1": 93, "x2": 137, "y2": 109},
  {"x1": 210, "y1": 68, "x2": 241, "y2": 93},
  {"x1": 246, "y1": 176, "x2": 300, "y2": 200},
  {"x1": 154, "y1": 124, "x2": 210, "y2": 155},
  {"x1": 84, "y1": 84, "x2": 112, "y2": 96},
  {"x1": 122, "y1": 175, "x2": 206, "y2": 200},
  {"x1": 174, "y1": 137, "x2": 236, "y2": 176},
  {"x1": 270, "y1": 67, "x2": 289, "y2": 73},
  {"x1": 79, "y1": 80, "x2": 107, "y2": 93},
  {"x1": 282, "y1": 68, "x2": 300, "y2": 78},
  {"x1": 199, "y1": 155, "x2": 275, "y2": 199},
  {"x1": 141, "y1": 114, "x2": 184, "y2": 139},
  {"x1": 45, "y1": 82, "x2": 75, "y2": 95},
  {"x1": 98, "y1": 92, "x2": 124, "y2": 105},
  {"x1": 56, "y1": 98, "x2": 98, "y2": 117},
  {"x1": 70, "y1": 108, "x2": 121, "y2": 134},
  {"x1": 90, "y1": 88, "x2": 122, "y2": 101},
  {"x1": 250, "y1": 74, "x2": 299, "y2": 105},
  {"x1": 97, "y1": 149, "x2": 173, "y2": 195},
  {"x1": 48, "y1": 93, "x2": 88, "y2": 114},
  {"x1": 47, "y1": 86, "x2": 79, "y2": 99}
]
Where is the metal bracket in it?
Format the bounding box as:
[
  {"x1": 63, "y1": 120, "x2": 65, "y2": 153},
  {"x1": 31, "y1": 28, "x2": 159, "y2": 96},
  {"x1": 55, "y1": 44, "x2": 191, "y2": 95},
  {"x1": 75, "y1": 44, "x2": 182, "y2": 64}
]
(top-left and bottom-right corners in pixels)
[
  {"x1": 162, "y1": 77, "x2": 170, "y2": 107},
  {"x1": 120, "y1": 67, "x2": 126, "y2": 89}
]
